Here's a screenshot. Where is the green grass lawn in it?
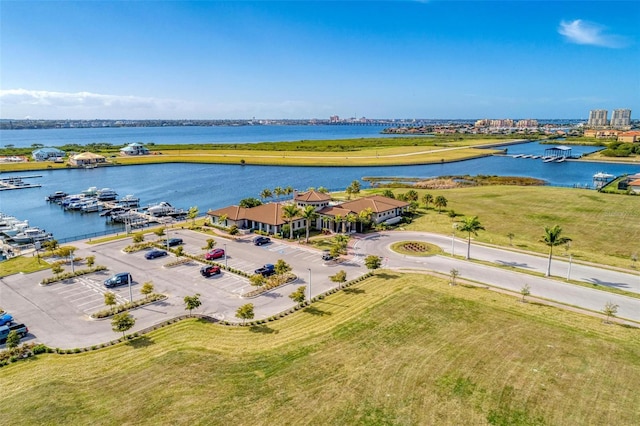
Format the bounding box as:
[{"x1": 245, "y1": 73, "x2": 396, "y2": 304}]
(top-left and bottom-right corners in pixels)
[
  {"x1": 0, "y1": 255, "x2": 50, "y2": 277},
  {"x1": 1, "y1": 272, "x2": 638, "y2": 425},
  {"x1": 371, "y1": 185, "x2": 639, "y2": 270}
]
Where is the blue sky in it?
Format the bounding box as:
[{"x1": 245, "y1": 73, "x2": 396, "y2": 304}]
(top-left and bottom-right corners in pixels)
[{"x1": 1, "y1": 1, "x2": 638, "y2": 120}]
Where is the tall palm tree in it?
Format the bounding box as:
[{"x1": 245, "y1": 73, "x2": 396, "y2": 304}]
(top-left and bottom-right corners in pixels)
[
  {"x1": 281, "y1": 204, "x2": 301, "y2": 240},
  {"x1": 422, "y1": 193, "x2": 433, "y2": 209},
  {"x1": 458, "y1": 216, "x2": 485, "y2": 260},
  {"x1": 260, "y1": 188, "x2": 273, "y2": 202},
  {"x1": 346, "y1": 213, "x2": 358, "y2": 233},
  {"x1": 273, "y1": 186, "x2": 284, "y2": 201},
  {"x1": 301, "y1": 205, "x2": 318, "y2": 243},
  {"x1": 541, "y1": 225, "x2": 572, "y2": 277},
  {"x1": 333, "y1": 214, "x2": 343, "y2": 233},
  {"x1": 434, "y1": 195, "x2": 448, "y2": 213},
  {"x1": 358, "y1": 207, "x2": 374, "y2": 232},
  {"x1": 284, "y1": 186, "x2": 294, "y2": 199}
]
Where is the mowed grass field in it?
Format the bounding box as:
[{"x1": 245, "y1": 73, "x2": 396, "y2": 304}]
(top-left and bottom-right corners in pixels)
[
  {"x1": 374, "y1": 186, "x2": 639, "y2": 270},
  {"x1": 1, "y1": 273, "x2": 639, "y2": 425}
]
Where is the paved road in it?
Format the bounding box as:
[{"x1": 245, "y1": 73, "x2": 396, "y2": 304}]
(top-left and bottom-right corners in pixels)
[
  {"x1": 352, "y1": 231, "x2": 640, "y2": 322},
  {"x1": 2, "y1": 229, "x2": 638, "y2": 349}
]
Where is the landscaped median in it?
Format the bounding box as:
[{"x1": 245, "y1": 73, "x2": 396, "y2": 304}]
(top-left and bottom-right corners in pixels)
[{"x1": 90, "y1": 293, "x2": 167, "y2": 319}]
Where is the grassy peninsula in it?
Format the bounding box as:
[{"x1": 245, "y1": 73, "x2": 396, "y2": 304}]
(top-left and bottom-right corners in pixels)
[
  {"x1": 1, "y1": 136, "x2": 519, "y2": 171},
  {"x1": 1, "y1": 273, "x2": 638, "y2": 425}
]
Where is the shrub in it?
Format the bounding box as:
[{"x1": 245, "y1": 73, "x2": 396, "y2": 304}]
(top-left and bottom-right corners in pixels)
[{"x1": 32, "y1": 344, "x2": 48, "y2": 355}]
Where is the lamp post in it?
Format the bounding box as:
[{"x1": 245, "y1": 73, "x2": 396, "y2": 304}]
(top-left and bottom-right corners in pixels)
[
  {"x1": 308, "y1": 268, "x2": 312, "y2": 303},
  {"x1": 451, "y1": 223, "x2": 458, "y2": 257},
  {"x1": 224, "y1": 243, "x2": 227, "y2": 268},
  {"x1": 566, "y1": 254, "x2": 573, "y2": 281},
  {"x1": 128, "y1": 273, "x2": 133, "y2": 303}
]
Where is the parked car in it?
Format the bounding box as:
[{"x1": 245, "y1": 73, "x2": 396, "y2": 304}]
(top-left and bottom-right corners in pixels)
[
  {"x1": 104, "y1": 272, "x2": 133, "y2": 288},
  {"x1": 253, "y1": 236, "x2": 271, "y2": 246},
  {"x1": 165, "y1": 238, "x2": 183, "y2": 247},
  {"x1": 0, "y1": 323, "x2": 28, "y2": 343},
  {"x1": 205, "y1": 248, "x2": 225, "y2": 260},
  {"x1": 0, "y1": 313, "x2": 14, "y2": 327},
  {"x1": 254, "y1": 264, "x2": 275, "y2": 277},
  {"x1": 145, "y1": 249, "x2": 168, "y2": 259},
  {"x1": 322, "y1": 252, "x2": 334, "y2": 261},
  {"x1": 200, "y1": 265, "x2": 221, "y2": 277}
]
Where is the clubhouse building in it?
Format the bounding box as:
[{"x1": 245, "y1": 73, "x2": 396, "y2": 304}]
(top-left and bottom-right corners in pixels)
[{"x1": 207, "y1": 190, "x2": 410, "y2": 235}]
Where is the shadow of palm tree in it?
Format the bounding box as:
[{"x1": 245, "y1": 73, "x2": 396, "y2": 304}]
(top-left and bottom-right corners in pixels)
[
  {"x1": 375, "y1": 272, "x2": 399, "y2": 280},
  {"x1": 303, "y1": 306, "x2": 332, "y2": 316},
  {"x1": 249, "y1": 325, "x2": 278, "y2": 334},
  {"x1": 128, "y1": 335, "x2": 154, "y2": 349},
  {"x1": 343, "y1": 287, "x2": 365, "y2": 295}
]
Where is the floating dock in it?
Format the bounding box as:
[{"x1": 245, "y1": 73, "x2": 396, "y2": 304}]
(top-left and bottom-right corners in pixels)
[{"x1": 0, "y1": 175, "x2": 42, "y2": 191}]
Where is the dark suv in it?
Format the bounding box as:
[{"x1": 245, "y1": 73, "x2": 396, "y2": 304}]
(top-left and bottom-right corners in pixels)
[
  {"x1": 104, "y1": 272, "x2": 132, "y2": 288},
  {"x1": 253, "y1": 236, "x2": 271, "y2": 246}
]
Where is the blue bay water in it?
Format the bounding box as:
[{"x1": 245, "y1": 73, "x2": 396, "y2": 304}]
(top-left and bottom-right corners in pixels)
[
  {"x1": 0, "y1": 125, "x2": 394, "y2": 148},
  {"x1": 0, "y1": 126, "x2": 638, "y2": 242}
]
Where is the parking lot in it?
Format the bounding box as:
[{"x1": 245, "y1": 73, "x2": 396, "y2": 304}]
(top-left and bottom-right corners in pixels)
[{"x1": 0, "y1": 229, "x2": 366, "y2": 348}]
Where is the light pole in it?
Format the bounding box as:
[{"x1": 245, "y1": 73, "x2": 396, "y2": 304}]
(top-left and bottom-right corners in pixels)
[
  {"x1": 451, "y1": 223, "x2": 458, "y2": 257},
  {"x1": 224, "y1": 243, "x2": 227, "y2": 268},
  {"x1": 308, "y1": 268, "x2": 312, "y2": 303},
  {"x1": 128, "y1": 273, "x2": 133, "y2": 303},
  {"x1": 566, "y1": 254, "x2": 573, "y2": 281},
  {"x1": 166, "y1": 223, "x2": 170, "y2": 251}
]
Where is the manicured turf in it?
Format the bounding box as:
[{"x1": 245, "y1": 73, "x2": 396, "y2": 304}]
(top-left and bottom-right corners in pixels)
[
  {"x1": 0, "y1": 255, "x2": 50, "y2": 277},
  {"x1": 1, "y1": 273, "x2": 638, "y2": 425},
  {"x1": 377, "y1": 185, "x2": 639, "y2": 270}
]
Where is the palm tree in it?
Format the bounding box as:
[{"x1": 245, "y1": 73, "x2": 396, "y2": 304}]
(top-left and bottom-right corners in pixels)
[
  {"x1": 301, "y1": 205, "x2": 318, "y2": 243},
  {"x1": 346, "y1": 213, "x2": 358, "y2": 233},
  {"x1": 260, "y1": 188, "x2": 273, "y2": 202},
  {"x1": 284, "y1": 186, "x2": 294, "y2": 199},
  {"x1": 458, "y1": 216, "x2": 485, "y2": 260},
  {"x1": 334, "y1": 214, "x2": 344, "y2": 233},
  {"x1": 422, "y1": 193, "x2": 433, "y2": 209},
  {"x1": 273, "y1": 186, "x2": 284, "y2": 201},
  {"x1": 434, "y1": 195, "x2": 448, "y2": 213},
  {"x1": 541, "y1": 225, "x2": 572, "y2": 277},
  {"x1": 358, "y1": 207, "x2": 374, "y2": 232},
  {"x1": 281, "y1": 204, "x2": 301, "y2": 240}
]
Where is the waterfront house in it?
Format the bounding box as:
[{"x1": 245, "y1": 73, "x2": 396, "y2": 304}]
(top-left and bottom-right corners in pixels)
[
  {"x1": 628, "y1": 179, "x2": 640, "y2": 194},
  {"x1": 69, "y1": 152, "x2": 106, "y2": 167},
  {"x1": 208, "y1": 194, "x2": 409, "y2": 236},
  {"x1": 294, "y1": 189, "x2": 331, "y2": 211},
  {"x1": 120, "y1": 142, "x2": 150, "y2": 156},
  {"x1": 32, "y1": 147, "x2": 65, "y2": 161},
  {"x1": 617, "y1": 131, "x2": 640, "y2": 143},
  {"x1": 316, "y1": 195, "x2": 410, "y2": 231},
  {"x1": 208, "y1": 203, "x2": 306, "y2": 235}
]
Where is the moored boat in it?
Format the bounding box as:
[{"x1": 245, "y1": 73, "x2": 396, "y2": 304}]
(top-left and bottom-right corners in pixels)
[
  {"x1": 11, "y1": 227, "x2": 53, "y2": 244},
  {"x1": 97, "y1": 188, "x2": 118, "y2": 201}
]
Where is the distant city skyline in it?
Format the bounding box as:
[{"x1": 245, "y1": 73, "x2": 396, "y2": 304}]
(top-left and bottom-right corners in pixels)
[{"x1": 1, "y1": 1, "x2": 638, "y2": 120}]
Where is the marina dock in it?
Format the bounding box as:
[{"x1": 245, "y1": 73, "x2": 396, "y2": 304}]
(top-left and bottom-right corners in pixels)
[{"x1": 0, "y1": 175, "x2": 43, "y2": 191}]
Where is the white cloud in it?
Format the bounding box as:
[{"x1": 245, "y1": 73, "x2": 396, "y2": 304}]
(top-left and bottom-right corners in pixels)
[
  {"x1": 0, "y1": 89, "x2": 192, "y2": 119},
  {"x1": 0, "y1": 88, "x2": 333, "y2": 119},
  {"x1": 558, "y1": 19, "x2": 627, "y2": 48}
]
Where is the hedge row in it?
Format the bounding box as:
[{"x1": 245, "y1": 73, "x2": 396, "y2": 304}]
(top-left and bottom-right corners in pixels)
[
  {"x1": 40, "y1": 265, "x2": 108, "y2": 285},
  {"x1": 91, "y1": 293, "x2": 167, "y2": 319}
]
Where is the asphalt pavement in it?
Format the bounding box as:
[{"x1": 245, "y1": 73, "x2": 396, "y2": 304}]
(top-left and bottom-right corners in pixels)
[{"x1": 1, "y1": 229, "x2": 638, "y2": 349}]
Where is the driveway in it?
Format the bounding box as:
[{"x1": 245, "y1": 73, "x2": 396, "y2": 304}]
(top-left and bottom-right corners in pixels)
[
  {"x1": 352, "y1": 231, "x2": 640, "y2": 322},
  {"x1": 1, "y1": 229, "x2": 365, "y2": 348}
]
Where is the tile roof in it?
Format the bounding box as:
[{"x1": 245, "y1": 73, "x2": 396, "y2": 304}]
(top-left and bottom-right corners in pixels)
[
  {"x1": 629, "y1": 179, "x2": 640, "y2": 186},
  {"x1": 294, "y1": 190, "x2": 331, "y2": 202},
  {"x1": 207, "y1": 205, "x2": 247, "y2": 221},
  {"x1": 208, "y1": 203, "x2": 300, "y2": 226},
  {"x1": 339, "y1": 195, "x2": 410, "y2": 214}
]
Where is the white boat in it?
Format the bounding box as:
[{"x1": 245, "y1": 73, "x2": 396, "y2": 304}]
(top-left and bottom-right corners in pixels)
[
  {"x1": 11, "y1": 227, "x2": 53, "y2": 244},
  {"x1": 46, "y1": 191, "x2": 68, "y2": 202},
  {"x1": 146, "y1": 201, "x2": 177, "y2": 217},
  {"x1": 97, "y1": 188, "x2": 118, "y2": 201},
  {"x1": 82, "y1": 186, "x2": 99, "y2": 197},
  {"x1": 0, "y1": 218, "x2": 30, "y2": 237},
  {"x1": 81, "y1": 200, "x2": 103, "y2": 213},
  {"x1": 117, "y1": 194, "x2": 140, "y2": 207}
]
